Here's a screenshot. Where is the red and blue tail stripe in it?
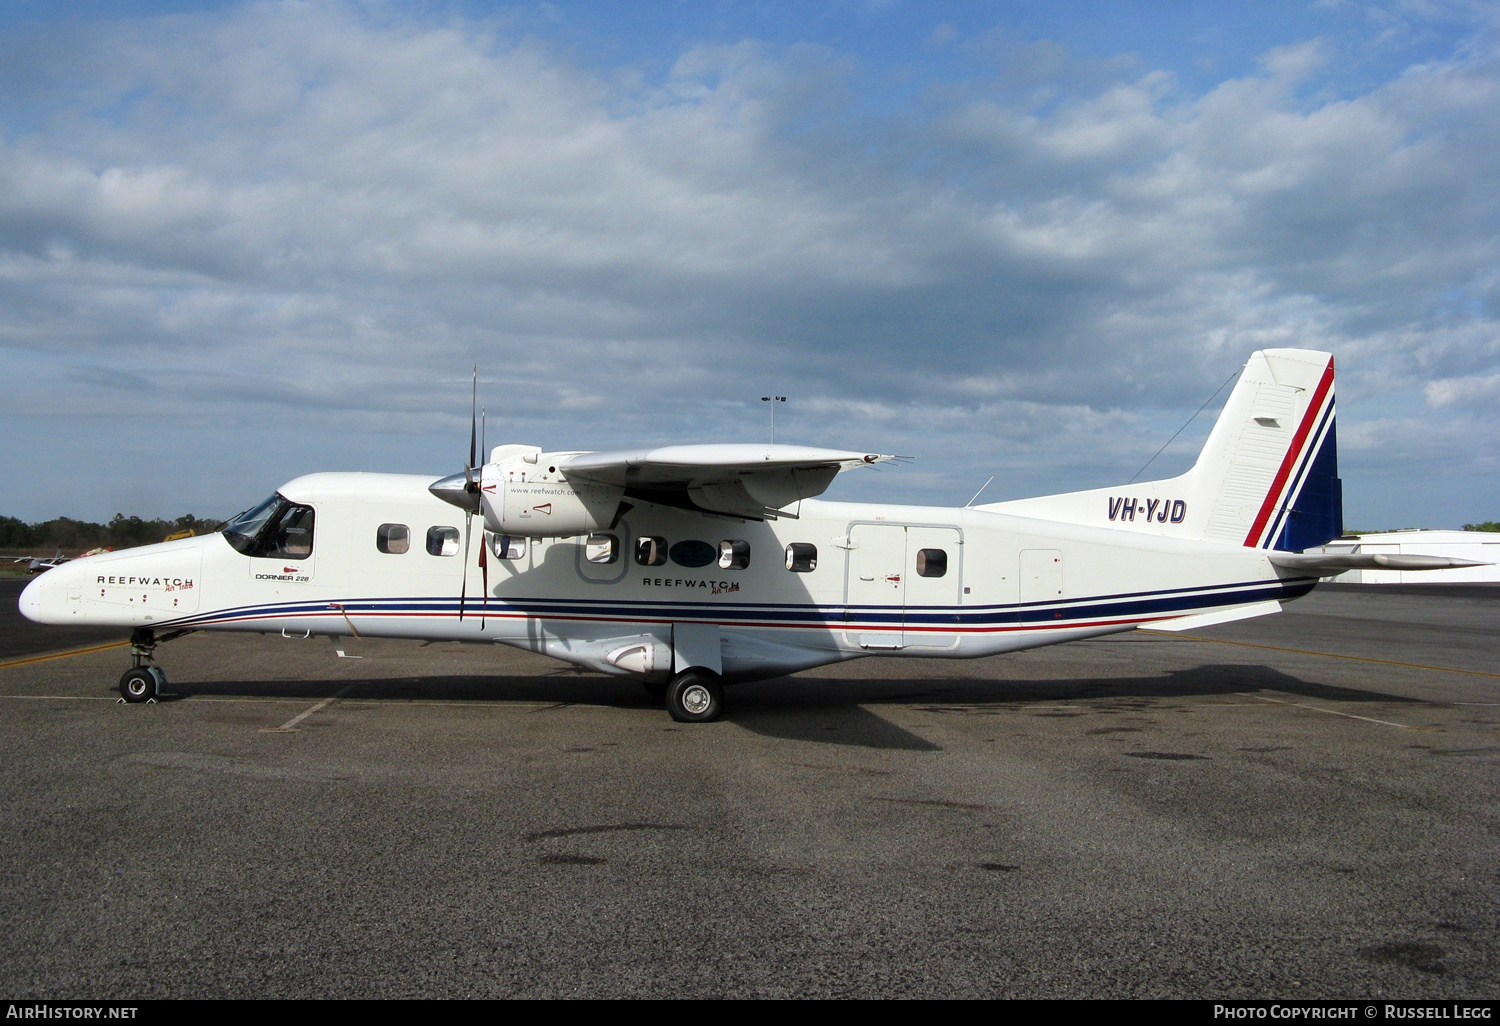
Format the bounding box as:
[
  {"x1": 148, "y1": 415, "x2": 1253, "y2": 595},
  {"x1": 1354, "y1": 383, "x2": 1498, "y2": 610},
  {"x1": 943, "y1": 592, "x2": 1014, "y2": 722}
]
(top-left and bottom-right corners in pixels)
[{"x1": 1243, "y1": 356, "x2": 1342, "y2": 552}]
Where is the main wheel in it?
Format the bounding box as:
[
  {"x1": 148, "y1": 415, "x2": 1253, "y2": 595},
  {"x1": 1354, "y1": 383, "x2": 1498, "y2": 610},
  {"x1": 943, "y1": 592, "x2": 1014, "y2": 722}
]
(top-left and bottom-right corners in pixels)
[
  {"x1": 665, "y1": 670, "x2": 724, "y2": 723},
  {"x1": 119, "y1": 667, "x2": 157, "y2": 703}
]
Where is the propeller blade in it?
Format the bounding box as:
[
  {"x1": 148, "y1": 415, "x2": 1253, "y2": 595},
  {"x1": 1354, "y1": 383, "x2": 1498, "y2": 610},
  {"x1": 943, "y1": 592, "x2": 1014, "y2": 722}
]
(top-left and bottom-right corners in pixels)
[
  {"x1": 459, "y1": 510, "x2": 472, "y2": 621},
  {"x1": 468, "y1": 365, "x2": 478, "y2": 473},
  {"x1": 478, "y1": 534, "x2": 488, "y2": 631}
]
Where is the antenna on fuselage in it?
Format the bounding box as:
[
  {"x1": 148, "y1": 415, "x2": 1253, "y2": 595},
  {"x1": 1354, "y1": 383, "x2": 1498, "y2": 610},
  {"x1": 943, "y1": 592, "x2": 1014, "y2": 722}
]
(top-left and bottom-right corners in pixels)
[
  {"x1": 1127, "y1": 367, "x2": 1240, "y2": 485},
  {"x1": 965, "y1": 475, "x2": 995, "y2": 508}
]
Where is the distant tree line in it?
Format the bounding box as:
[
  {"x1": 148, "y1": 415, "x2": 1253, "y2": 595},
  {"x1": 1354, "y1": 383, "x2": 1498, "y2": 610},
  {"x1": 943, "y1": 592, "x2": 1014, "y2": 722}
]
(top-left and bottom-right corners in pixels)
[
  {"x1": 1464, "y1": 521, "x2": 1500, "y2": 533},
  {"x1": 0, "y1": 513, "x2": 226, "y2": 554}
]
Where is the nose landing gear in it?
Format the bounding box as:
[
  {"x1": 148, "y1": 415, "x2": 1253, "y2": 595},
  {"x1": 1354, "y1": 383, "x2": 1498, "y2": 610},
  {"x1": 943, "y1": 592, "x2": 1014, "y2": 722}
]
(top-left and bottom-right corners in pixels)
[
  {"x1": 119, "y1": 665, "x2": 166, "y2": 703},
  {"x1": 117, "y1": 627, "x2": 190, "y2": 704}
]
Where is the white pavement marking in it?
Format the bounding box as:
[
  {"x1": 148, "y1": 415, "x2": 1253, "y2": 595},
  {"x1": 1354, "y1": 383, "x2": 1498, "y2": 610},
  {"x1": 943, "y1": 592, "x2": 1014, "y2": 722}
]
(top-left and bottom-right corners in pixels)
[
  {"x1": 0, "y1": 695, "x2": 118, "y2": 701},
  {"x1": 263, "y1": 684, "x2": 356, "y2": 733},
  {"x1": 1239, "y1": 692, "x2": 1428, "y2": 730}
]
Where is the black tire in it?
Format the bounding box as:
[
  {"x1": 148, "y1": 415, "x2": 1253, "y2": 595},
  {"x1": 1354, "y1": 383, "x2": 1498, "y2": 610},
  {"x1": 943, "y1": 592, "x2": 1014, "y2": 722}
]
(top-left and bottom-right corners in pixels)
[
  {"x1": 642, "y1": 680, "x2": 668, "y2": 701},
  {"x1": 119, "y1": 667, "x2": 157, "y2": 703},
  {"x1": 665, "y1": 670, "x2": 723, "y2": 723}
]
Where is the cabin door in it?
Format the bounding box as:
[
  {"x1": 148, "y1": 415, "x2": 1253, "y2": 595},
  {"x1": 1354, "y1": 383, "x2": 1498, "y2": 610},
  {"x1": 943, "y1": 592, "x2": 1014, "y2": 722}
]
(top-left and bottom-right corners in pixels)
[
  {"x1": 844, "y1": 523, "x2": 908, "y2": 649},
  {"x1": 902, "y1": 526, "x2": 962, "y2": 649}
]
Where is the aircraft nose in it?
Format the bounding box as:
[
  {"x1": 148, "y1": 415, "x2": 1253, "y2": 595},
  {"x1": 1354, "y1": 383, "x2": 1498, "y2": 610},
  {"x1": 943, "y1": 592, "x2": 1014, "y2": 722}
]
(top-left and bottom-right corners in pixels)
[{"x1": 18, "y1": 575, "x2": 45, "y2": 623}]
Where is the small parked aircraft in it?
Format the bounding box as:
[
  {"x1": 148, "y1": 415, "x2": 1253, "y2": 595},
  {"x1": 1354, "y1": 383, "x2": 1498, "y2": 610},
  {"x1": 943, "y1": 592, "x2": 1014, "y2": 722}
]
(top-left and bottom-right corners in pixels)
[
  {"x1": 19, "y1": 349, "x2": 1479, "y2": 721},
  {"x1": 10, "y1": 549, "x2": 71, "y2": 574}
]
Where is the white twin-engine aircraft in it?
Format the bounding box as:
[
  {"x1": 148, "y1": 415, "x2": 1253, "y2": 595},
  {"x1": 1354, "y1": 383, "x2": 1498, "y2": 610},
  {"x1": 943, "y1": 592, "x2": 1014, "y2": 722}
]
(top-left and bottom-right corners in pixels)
[{"x1": 20, "y1": 349, "x2": 1476, "y2": 722}]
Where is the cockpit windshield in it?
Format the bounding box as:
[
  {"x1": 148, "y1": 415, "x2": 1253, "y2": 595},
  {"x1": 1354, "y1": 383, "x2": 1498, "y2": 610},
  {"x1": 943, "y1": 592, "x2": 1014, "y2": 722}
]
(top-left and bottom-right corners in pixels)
[
  {"x1": 223, "y1": 495, "x2": 287, "y2": 555},
  {"x1": 222, "y1": 494, "x2": 316, "y2": 559}
]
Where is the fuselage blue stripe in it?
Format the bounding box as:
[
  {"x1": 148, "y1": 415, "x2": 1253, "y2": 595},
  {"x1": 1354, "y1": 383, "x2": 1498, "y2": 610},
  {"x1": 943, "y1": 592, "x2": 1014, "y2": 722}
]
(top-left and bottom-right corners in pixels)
[{"x1": 160, "y1": 577, "x2": 1314, "y2": 631}]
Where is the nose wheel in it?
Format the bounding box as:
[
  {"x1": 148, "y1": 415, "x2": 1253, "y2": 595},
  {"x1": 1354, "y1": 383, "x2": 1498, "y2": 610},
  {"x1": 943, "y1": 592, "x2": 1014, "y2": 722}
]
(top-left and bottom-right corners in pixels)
[
  {"x1": 117, "y1": 627, "x2": 186, "y2": 703},
  {"x1": 119, "y1": 665, "x2": 166, "y2": 703}
]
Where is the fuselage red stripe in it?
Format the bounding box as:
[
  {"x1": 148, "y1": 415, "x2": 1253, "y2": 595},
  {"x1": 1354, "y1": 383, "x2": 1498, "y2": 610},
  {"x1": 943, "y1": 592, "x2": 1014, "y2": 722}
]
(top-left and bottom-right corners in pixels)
[{"x1": 1243, "y1": 357, "x2": 1335, "y2": 548}]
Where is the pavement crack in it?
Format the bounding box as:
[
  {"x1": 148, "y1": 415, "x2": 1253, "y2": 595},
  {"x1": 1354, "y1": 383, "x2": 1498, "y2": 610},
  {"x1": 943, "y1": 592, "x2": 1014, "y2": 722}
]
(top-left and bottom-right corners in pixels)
[
  {"x1": 524, "y1": 823, "x2": 686, "y2": 842},
  {"x1": 869, "y1": 796, "x2": 989, "y2": 811}
]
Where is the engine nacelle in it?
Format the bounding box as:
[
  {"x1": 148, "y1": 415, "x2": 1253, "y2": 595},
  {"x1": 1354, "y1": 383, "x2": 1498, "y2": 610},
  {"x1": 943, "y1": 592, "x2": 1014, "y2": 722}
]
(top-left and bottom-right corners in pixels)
[{"x1": 479, "y1": 450, "x2": 624, "y2": 537}]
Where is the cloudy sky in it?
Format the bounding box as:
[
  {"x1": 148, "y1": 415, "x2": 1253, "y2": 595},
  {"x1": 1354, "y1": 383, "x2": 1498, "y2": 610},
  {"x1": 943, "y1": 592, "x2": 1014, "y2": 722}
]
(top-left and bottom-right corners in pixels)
[{"x1": 1, "y1": 1, "x2": 1496, "y2": 529}]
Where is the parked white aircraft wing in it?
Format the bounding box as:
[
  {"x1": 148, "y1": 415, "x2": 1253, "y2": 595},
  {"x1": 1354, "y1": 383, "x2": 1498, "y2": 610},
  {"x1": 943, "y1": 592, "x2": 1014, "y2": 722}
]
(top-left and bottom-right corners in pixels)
[{"x1": 559, "y1": 444, "x2": 894, "y2": 519}]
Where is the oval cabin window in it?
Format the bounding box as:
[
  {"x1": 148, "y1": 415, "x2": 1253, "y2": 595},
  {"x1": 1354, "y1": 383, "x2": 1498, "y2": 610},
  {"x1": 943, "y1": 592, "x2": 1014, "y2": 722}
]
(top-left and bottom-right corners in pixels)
[
  {"x1": 669, "y1": 540, "x2": 716, "y2": 568},
  {"x1": 916, "y1": 548, "x2": 947, "y2": 577},
  {"x1": 718, "y1": 540, "x2": 750, "y2": 570},
  {"x1": 785, "y1": 543, "x2": 817, "y2": 573}
]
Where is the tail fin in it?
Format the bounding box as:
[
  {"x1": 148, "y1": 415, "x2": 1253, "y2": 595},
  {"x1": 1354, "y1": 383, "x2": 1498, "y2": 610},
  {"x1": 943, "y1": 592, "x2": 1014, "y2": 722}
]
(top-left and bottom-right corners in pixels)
[{"x1": 978, "y1": 349, "x2": 1342, "y2": 551}]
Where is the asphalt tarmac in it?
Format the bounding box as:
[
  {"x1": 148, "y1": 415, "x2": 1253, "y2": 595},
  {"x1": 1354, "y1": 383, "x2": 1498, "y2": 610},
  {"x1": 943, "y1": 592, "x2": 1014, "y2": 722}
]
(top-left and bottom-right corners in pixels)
[{"x1": 0, "y1": 578, "x2": 1496, "y2": 998}]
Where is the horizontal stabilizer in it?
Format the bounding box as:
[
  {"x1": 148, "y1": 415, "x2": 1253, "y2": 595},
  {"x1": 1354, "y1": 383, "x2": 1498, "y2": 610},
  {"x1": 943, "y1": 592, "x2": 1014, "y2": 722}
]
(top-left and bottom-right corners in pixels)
[{"x1": 1270, "y1": 552, "x2": 1490, "y2": 576}]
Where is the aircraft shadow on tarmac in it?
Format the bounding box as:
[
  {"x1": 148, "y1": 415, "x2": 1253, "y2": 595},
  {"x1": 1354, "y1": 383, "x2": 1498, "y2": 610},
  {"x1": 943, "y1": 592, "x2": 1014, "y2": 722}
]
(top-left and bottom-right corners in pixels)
[{"x1": 151, "y1": 663, "x2": 1417, "y2": 753}]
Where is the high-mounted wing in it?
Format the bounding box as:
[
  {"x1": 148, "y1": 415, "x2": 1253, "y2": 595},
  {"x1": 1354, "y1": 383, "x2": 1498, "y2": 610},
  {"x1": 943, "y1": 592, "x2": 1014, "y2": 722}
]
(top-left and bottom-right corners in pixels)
[{"x1": 560, "y1": 444, "x2": 894, "y2": 520}]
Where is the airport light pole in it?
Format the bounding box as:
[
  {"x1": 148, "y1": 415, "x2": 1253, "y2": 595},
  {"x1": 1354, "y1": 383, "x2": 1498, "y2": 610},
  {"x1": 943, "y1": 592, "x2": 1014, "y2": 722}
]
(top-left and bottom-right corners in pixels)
[{"x1": 761, "y1": 395, "x2": 786, "y2": 443}]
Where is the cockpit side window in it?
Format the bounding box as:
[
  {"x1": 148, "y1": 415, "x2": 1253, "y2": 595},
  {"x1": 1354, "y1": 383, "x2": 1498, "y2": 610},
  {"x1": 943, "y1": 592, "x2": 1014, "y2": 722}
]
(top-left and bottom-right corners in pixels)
[{"x1": 274, "y1": 507, "x2": 315, "y2": 559}]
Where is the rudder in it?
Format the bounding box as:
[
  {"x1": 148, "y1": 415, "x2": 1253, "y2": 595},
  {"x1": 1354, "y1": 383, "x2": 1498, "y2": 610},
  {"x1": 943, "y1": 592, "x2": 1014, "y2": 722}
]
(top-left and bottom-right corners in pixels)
[{"x1": 1197, "y1": 349, "x2": 1341, "y2": 550}]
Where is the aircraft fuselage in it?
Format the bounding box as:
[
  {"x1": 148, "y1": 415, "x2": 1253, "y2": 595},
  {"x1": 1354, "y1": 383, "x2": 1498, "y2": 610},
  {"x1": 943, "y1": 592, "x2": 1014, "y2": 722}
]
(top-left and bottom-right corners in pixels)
[{"x1": 21, "y1": 471, "x2": 1314, "y2": 684}]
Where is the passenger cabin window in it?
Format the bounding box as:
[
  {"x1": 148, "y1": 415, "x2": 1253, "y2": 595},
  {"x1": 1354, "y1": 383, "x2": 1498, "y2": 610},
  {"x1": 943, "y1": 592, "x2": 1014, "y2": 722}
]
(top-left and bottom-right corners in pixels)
[
  {"x1": 222, "y1": 494, "x2": 315, "y2": 559},
  {"x1": 377, "y1": 523, "x2": 410, "y2": 554},
  {"x1": 635, "y1": 536, "x2": 667, "y2": 566},
  {"x1": 426, "y1": 526, "x2": 460, "y2": 557},
  {"x1": 669, "y1": 540, "x2": 716, "y2": 568},
  {"x1": 718, "y1": 539, "x2": 750, "y2": 570},
  {"x1": 785, "y1": 543, "x2": 817, "y2": 573},
  {"x1": 916, "y1": 548, "x2": 947, "y2": 577},
  {"x1": 491, "y1": 534, "x2": 526, "y2": 560},
  {"x1": 585, "y1": 533, "x2": 618, "y2": 564}
]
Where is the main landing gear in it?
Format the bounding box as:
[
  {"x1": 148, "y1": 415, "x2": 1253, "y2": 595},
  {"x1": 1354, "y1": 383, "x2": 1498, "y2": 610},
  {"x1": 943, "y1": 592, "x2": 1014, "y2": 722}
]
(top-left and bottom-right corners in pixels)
[
  {"x1": 641, "y1": 669, "x2": 725, "y2": 722},
  {"x1": 663, "y1": 669, "x2": 724, "y2": 723},
  {"x1": 117, "y1": 627, "x2": 190, "y2": 703}
]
